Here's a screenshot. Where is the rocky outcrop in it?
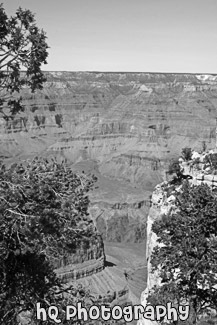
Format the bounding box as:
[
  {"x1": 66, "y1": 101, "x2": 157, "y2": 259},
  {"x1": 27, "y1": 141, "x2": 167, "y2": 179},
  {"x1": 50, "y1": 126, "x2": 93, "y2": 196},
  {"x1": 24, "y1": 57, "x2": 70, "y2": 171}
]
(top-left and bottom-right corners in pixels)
[
  {"x1": 53, "y1": 229, "x2": 133, "y2": 323},
  {"x1": 139, "y1": 149, "x2": 217, "y2": 325},
  {"x1": 138, "y1": 182, "x2": 175, "y2": 325},
  {"x1": 53, "y1": 233, "x2": 105, "y2": 282}
]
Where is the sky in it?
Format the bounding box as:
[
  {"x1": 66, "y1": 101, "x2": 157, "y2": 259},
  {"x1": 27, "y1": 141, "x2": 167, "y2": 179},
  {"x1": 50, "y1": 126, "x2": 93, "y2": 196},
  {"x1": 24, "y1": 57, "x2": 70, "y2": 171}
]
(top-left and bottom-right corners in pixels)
[{"x1": 2, "y1": 0, "x2": 217, "y2": 73}]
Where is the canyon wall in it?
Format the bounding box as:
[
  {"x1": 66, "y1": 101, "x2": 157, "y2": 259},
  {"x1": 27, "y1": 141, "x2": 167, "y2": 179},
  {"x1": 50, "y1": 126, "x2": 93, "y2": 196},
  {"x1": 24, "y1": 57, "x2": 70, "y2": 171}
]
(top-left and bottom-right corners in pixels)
[
  {"x1": 53, "y1": 233, "x2": 105, "y2": 282},
  {"x1": 1, "y1": 72, "x2": 217, "y2": 243}
]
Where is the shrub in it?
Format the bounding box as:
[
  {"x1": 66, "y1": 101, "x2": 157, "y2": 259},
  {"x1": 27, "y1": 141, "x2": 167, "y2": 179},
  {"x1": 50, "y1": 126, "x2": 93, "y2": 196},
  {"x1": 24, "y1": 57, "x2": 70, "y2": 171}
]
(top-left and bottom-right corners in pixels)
[
  {"x1": 181, "y1": 147, "x2": 192, "y2": 161},
  {"x1": 204, "y1": 153, "x2": 217, "y2": 171},
  {"x1": 167, "y1": 159, "x2": 181, "y2": 175}
]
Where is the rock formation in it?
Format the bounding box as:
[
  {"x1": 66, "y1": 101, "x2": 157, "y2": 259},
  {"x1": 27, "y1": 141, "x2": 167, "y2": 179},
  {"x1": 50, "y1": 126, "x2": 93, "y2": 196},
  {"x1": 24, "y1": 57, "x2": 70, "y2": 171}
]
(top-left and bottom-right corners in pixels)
[{"x1": 139, "y1": 149, "x2": 217, "y2": 325}]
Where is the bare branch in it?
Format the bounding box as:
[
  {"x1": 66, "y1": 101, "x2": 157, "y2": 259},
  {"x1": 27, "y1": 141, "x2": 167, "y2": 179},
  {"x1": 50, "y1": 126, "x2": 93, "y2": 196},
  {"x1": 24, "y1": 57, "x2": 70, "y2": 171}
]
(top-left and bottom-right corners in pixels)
[
  {"x1": 0, "y1": 54, "x2": 20, "y2": 70},
  {"x1": 0, "y1": 52, "x2": 14, "y2": 65}
]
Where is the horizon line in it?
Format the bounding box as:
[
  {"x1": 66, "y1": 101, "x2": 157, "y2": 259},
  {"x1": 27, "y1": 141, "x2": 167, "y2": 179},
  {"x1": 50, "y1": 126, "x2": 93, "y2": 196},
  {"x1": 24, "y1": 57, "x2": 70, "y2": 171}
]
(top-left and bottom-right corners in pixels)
[{"x1": 42, "y1": 70, "x2": 217, "y2": 75}]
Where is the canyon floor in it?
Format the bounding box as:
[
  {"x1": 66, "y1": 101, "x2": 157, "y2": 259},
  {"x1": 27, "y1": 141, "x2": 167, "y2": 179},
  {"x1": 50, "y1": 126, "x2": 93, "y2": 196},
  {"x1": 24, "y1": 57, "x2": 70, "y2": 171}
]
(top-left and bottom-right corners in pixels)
[{"x1": 105, "y1": 241, "x2": 147, "y2": 303}]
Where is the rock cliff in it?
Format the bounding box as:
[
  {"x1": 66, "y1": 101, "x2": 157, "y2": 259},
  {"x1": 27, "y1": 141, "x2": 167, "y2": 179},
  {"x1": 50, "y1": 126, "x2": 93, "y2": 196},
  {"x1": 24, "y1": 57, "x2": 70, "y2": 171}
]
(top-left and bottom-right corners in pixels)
[
  {"x1": 139, "y1": 149, "x2": 217, "y2": 325},
  {"x1": 138, "y1": 181, "x2": 177, "y2": 325}
]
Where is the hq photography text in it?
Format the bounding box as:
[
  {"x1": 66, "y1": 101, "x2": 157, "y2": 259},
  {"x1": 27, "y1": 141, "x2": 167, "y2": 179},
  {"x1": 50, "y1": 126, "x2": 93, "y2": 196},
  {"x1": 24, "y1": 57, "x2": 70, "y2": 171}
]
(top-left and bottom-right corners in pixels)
[{"x1": 36, "y1": 301, "x2": 190, "y2": 323}]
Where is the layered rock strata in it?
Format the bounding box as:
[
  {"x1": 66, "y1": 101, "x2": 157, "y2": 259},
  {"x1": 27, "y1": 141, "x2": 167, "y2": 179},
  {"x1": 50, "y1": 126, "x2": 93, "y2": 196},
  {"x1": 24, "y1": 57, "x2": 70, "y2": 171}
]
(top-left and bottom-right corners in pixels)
[
  {"x1": 53, "y1": 234, "x2": 105, "y2": 282},
  {"x1": 1, "y1": 72, "x2": 217, "y2": 175},
  {"x1": 1, "y1": 72, "x2": 217, "y2": 243}
]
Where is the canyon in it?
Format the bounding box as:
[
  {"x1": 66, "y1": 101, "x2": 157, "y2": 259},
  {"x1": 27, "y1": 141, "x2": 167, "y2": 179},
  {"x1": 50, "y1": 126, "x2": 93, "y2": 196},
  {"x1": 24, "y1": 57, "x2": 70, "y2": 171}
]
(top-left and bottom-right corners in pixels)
[
  {"x1": 2, "y1": 72, "x2": 217, "y2": 243},
  {"x1": 1, "y1": 72, "x2": 217, "y2": 323}
]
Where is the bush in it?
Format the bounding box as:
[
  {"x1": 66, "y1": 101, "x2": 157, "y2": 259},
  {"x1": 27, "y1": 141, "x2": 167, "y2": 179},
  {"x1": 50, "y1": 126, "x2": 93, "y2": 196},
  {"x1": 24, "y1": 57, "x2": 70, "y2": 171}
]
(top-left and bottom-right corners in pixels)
[
  {"x1": 167, "y1": 159, "x2": 181, "y2": 175},
  {"x1": 181, "y1": 147, "x2": 192, "y2": 161},
  {"x1": 209, "y1": 153, "x2": 217, "y2": 170}
]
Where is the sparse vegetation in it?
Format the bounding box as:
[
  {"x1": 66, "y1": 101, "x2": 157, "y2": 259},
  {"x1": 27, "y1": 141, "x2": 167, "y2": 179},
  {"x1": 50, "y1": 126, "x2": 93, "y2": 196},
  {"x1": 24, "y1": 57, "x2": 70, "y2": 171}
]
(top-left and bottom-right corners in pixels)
[
  {"x1": 204, "y1": 153, "x2": 217, "y2": 171},
  {"x1": 167, "y1": 158, "x2": 181, "y2": 176},
  {"x1": 182, "y1": 147, "x2": 192, "y2": 161},
  {"x1": 202, "y1": 141, "x2": 207, "y2": 153},
  {"x1": 193, "y1": 157, "x2": 201, "y2": 167}
]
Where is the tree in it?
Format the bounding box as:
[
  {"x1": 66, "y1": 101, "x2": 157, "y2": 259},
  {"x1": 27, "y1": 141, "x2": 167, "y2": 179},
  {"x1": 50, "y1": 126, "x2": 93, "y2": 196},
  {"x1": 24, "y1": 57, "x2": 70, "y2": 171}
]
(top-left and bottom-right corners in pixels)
[
  {"x1": 204, "y1": 153, "x2": 217, "y2": 172},
  {"x1": 0, "y1": 4, "x2": 48, "y2": 119},
  {"x1": 167, "y1": 159, "x2": 181, "y2": 176},
  {"x1": 181, "y1": 147, "x2": 192, "y2": 161},
  {"x1": 148, "y1": 181, "x2": 217, "y2": 324},
  {"x1": 0, "y1": 157, "x2": 98, "y2": 324}
]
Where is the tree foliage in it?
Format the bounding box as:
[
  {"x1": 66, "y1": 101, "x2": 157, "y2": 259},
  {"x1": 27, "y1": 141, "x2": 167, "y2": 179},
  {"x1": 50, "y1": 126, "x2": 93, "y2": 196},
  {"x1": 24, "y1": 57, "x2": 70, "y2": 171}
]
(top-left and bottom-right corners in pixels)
[
  {"x1": 148, "y1": 181, "x2": 217, "y2": 324},
  {"x1": 0, "y1": 157, "x2": 97, "y2": 324},
  {"x1": 0, "y1": 4, "x2": 48, "y2": 118},
  {"x1": 167, "y1": 159, "x2": 181, "y2": 176},
  {"x1": 204, "y1": 153, "x2": 217, "y2": 172},
  {"x1": 182, "y1": 147, "x2": 192, "y2": 161}
]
